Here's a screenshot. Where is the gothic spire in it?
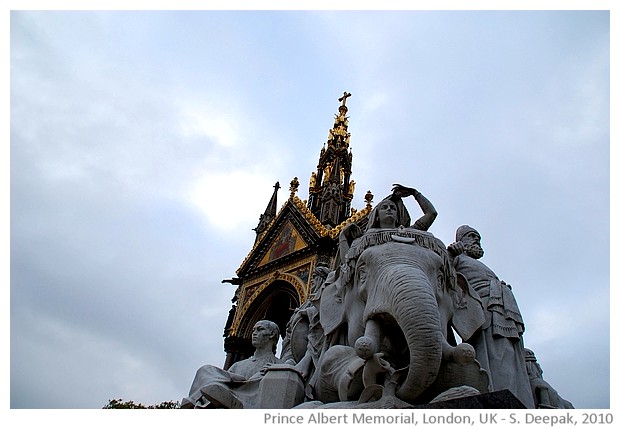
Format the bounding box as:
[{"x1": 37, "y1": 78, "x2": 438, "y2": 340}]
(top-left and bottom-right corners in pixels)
[
  {"x1": 253, "y1": 181, "x2": 280, "y2": 240},
  {"x1": 307, "y1": 92, "x2": 355, "y2": 227}
]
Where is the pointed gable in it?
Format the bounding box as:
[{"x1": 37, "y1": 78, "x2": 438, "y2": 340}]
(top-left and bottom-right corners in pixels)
[
  {"x1": 236, "y1": 197, "x2": 325, "y2": 278},
  {"x1": 258, "y1": 220, "x2": 308, "y2": 267}
]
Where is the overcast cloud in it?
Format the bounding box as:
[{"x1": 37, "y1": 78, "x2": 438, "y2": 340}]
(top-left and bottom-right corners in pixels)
[{"x1": 6, "y1": 4, "x2": 613, "y2": 417}]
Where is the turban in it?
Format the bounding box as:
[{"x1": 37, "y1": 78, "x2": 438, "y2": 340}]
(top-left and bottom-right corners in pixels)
[
  {"x1": 524, "y1": 349, "x2": 537, "y2": 362},
  {"x1": 314, "y1": 265, "x2": 331, "y2": 279},
  {"x1": 456, "y1": 225, "x2": 480, "y2": 242}
]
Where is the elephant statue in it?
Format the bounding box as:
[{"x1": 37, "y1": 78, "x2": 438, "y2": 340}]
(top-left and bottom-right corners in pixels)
[{"x1": 318, "y1": 226, "x2": 487, "y2": 406}]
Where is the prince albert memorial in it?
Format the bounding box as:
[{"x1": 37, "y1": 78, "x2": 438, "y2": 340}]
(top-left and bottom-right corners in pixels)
[{"x1": 180, "y1": 93, "x2": 574, "y2": 410}]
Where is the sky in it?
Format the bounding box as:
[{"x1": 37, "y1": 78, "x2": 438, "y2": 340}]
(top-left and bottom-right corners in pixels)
[{"x1": 5, "y1": 1, "x2": 615, "y2": 417}]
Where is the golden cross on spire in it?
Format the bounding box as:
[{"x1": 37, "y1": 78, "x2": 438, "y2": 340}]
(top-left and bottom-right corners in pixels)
[{"x1": 338, "y1": 91, "x2": 352, "y2": 107}]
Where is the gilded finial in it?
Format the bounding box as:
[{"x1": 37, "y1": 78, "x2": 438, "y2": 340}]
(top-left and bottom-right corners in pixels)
[
  {"x1": 364, "y1": 190, "x2": 374, "y2": 209},
  {"x1": 348, "y1": 179, "x2": 356, "y2": 196},
  {"x1": 289, "y1": 177, "x2": 300, "y2": 198},
  {"x1": 309, "y1": 172, "x2": 317, "y2": 190}
]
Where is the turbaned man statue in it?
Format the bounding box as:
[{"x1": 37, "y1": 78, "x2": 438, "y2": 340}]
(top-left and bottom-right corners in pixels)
[{"x1": 448, "y1": 225, "x2": 535, "y2": 409}]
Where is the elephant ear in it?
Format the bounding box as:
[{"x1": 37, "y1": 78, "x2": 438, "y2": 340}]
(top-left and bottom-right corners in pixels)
[
  {"x1": 319, "y1": 277, "x2": 346, "y2": 336},
  {"x1": 289, "y1": 314, "x2": 310, "y2": 363},
  {"x1": 451, "y1": 272, "x2": 485, "y2": 342}
]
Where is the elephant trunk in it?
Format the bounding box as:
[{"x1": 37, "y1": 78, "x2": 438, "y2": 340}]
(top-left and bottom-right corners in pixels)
[{"x1": 377, "y1": 265, "x2": 443, "y2": 403}]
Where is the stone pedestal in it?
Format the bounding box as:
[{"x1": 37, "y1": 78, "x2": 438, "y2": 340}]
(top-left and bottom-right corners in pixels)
[
  {"x1": 258, "y1": 364, "x2": 306, "y2": 409},
  {"x1": 415, "y1": 389, "x2": 527, "y2": 409}
]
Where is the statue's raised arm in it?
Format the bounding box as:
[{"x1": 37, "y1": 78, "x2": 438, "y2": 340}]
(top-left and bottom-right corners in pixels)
[{"x1": 391, "y1": 184, "x2": 437, "y2": 231}]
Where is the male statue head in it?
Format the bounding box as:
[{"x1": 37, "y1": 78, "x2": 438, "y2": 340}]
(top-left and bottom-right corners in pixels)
[
  {"x1": 309, "y1": 265, "x2": 331, "y2": 304},
  {"x1": 524, "y1": 348, "x2": 543, "y2": 379},
  {"x1": 456, "y1": 225, "x2": 484, "y2": 259},
  {"x1": 251, "y1": 320, "x2": 280, "y2": 354}
]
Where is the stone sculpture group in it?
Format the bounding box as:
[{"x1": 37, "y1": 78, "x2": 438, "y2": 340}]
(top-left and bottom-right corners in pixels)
[{"x1": 182, "y1": 184, "x2": 573, "y2": 410}]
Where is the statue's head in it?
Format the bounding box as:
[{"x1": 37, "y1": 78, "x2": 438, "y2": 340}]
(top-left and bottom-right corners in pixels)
[
  {"x1": 367, "y1": 194, "x2": 411, "y2": 231},
  {"x1": 309, "y1": 265, "x2": 331, "y2": 302},
  {"x1": 456, "y1": 225, "x2": 484, "y2": 259},
  {"x1": 524, "y1": 348, "x2": 537, "y2": 362},
  {"x1": 524, "y1": 348, "x2": 543, "y2": 377},
  {"x1": 456, "y1": 225, "x2": 480, "y2": 242},
  {"x1": 251, "y1": 320, "x2": 280, "y2": 352}
]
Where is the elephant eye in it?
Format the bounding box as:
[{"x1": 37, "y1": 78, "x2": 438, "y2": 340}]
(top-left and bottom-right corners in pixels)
[
  {"x1": 357, "y1": 263, "x2": 367, "y2": 283},
  {"x1": 437, "y1": 272, "x2": 444, "y2": 289}
]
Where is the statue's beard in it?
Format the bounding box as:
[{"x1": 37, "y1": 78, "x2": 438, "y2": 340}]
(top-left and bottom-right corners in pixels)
[{"x1": 466, "y1": 244, "x2": 484, "y2": 259}]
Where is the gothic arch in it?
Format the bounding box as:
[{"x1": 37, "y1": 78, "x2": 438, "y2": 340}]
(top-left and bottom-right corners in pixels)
[{"x1": 236, "y1": 272, "x2": 307, "y2": 345}]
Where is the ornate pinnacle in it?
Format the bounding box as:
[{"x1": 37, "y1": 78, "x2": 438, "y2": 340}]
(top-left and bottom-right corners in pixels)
[
  {"x1": 328, "y1": 92, "x2": 351, "y2": 151},
  {"x1": 253, "y1": 181, "x2": 280, "y2": 238},
  {"x1": 308, "y1": 93, "x2": 355, "y2": 226},
  {"x1": 289, "y1": 177, "x2": 300, "y2": 198},
  {"x1": 364, "y1": 190, "x2": 374, "y2": 209}
]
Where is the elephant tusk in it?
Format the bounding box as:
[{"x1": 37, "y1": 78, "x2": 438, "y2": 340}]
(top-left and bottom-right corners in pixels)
[{"x1": 391, "y1": 235, "x2": 416, "y2": 243}]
